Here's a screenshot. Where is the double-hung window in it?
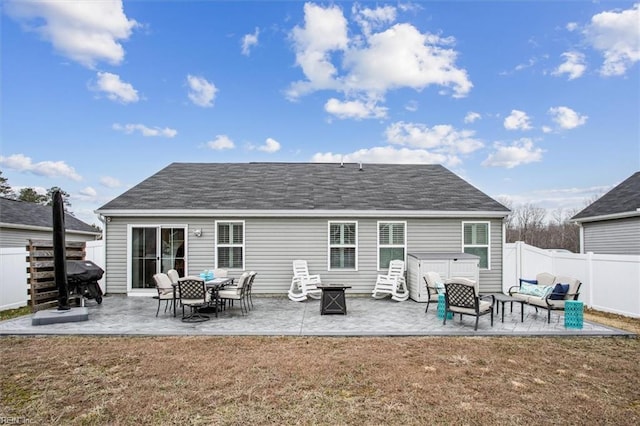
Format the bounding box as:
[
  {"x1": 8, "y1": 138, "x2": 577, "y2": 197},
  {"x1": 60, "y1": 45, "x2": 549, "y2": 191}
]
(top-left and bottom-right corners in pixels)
[
  {"x1": 216, "y1": 221, "x2": 244, "y2": 269},
  {"x1": 462, "y1": 221, "x2": 490, "y2": 269},
  {"x1": 328, "y1": 221, "x2": 357, "y2": 270},
  {"x1": 378, "y1": 221, "x2": 406, "y2": 270}
]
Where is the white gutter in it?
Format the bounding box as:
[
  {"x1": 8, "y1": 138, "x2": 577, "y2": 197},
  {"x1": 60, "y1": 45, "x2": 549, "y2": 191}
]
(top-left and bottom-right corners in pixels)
[
  {"x1": 94, "y1": 209, "x2": 510, "y2": 219},
  {"x1": 0, "y1": 222, "x2": 101, "y2": 236},
  {"x1": 572, "y1": 209, "x2": 640, "y2": 224}
]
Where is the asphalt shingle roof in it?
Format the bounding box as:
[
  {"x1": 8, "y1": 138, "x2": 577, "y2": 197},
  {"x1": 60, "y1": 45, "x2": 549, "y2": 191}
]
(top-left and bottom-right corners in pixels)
[
  {"x1": 572, "y1": 171, "x2": 640, "y2": 220},
  {"x1": 98, "y1": 163, "x2": 510, "y2": 213},
  {"x1": 0, "y1": 197, "x2": 99, "y2": 233}
]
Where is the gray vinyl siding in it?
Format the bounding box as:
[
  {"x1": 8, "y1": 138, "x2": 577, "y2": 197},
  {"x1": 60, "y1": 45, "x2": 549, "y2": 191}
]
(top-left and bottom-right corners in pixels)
[
  {"x1": 0, "y1": 227, "x2": 97, "y2": 248},
  {"x1": 104, "y1": 217, "x2": 211, "y2": 294},
  {"x1": 104, "y1": 216, "x2": 504, "y2": 295},
  {"x1": 583, "y1": 217, "x2": 640, "y2": 255}
]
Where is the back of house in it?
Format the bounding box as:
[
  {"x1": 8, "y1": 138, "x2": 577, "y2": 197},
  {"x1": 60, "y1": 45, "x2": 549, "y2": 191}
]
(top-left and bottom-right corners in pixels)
[
  {"x1": 0, "y1": 197, "x2": 100, "y2": 248},
  {"x1": 96, "y1": 162, "x2": 510, "y2": 296},
  {"x1": 572, "y1": 171, "x2": 640, "y2": 255}
]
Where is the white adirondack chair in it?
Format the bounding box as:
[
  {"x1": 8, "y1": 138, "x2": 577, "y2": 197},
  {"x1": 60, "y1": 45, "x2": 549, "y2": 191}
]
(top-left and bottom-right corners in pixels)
[
  {"x1": 288, "y1": 260, "x2": 322, "y2": 301},
  {"x1": 372, "y1": 259, "x2": 409, "y2": 302}
]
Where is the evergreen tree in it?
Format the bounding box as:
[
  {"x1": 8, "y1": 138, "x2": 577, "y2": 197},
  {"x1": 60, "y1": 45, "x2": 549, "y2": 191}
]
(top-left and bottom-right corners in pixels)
[
  {"x1": 0, "y1": 170, "x2": 15, "y2": 197},
  {"x1": 17, "y1": 187, "x2": 47, "y2": 204}
]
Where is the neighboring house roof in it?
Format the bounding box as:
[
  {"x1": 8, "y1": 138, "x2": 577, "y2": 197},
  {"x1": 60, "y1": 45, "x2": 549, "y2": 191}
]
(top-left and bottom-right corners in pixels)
[
  {"x1": 97, "y1": 162, "x2": 510, "y2": 216},
  {"x1": 0, "y1": 197, "x2": 99, "y2": 234},
  {"x1": 572, "y1": 172, "x2": 640, "y2": 222}
]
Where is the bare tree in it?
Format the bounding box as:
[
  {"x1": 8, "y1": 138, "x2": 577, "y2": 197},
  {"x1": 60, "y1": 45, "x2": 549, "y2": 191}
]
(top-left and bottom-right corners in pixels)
[
  {"x1": 514, "y1": 203, "x2": 546, "y2": 246},
  {"x1": 501, "y1": 199, "x2": 580, "y2": 252}
]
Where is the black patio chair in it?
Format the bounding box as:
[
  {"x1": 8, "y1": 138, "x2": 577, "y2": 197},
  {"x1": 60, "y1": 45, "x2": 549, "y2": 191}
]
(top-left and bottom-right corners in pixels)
[
  {"x1": 444, "y1": 278, "x2": 494, "y2": 331},
  {"x1": 177, "y1": 277, "x2": 210, "y2": 322}
]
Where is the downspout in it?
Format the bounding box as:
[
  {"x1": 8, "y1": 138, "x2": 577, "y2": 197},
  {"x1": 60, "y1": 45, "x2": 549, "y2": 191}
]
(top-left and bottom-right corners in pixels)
[
  {"x1": 97, "y1": 213, "x2": 107, "y2": 294},
  {"x1": 578, "y1": 223, "x2": 585, "y2": 254}
]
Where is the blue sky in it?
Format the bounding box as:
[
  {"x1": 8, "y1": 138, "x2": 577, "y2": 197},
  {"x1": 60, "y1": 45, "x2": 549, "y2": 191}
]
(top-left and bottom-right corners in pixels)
[{"x1": 2, "y1": 1, "x2": 639, "y2": 226}]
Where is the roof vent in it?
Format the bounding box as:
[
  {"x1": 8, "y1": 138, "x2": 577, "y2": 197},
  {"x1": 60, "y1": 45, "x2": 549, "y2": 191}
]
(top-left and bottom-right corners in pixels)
[
  {"x1": 340, "y1": 158, "x2": 344, "y2": 168},
  {"x1": 359, "y1": 162, "x2": 363, "y2": 171}
]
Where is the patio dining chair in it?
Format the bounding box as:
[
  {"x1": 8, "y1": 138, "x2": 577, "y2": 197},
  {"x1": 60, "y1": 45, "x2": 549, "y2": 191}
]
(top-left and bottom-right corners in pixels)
[
  {"x1": 167, "y1": 269, "x2": 180, "y2": 284},
  {"x1": 371, "y1": 259, "x2": 409, "y2": 302},
  {"x1": 153, "y1": 273, "x2": 175, "y2": 317},
  {"x1": 288, "y1": 260, "x2": 322, "y2": 302},
  {"x1": 443, "y1": 278, "x2": 494, "y2": 331},
  {"x1": 177, "y1": 277, "x2": 210, "y2": 322},
  {"x1": 218, "y1": 272, "x2": 250, "y2": 315},
  {"x1": 245, "y1": 271, "x2": 257, "y2": 309},
  {"x1": 423, "y1": 271, "x2": 444, "y2": 313}
]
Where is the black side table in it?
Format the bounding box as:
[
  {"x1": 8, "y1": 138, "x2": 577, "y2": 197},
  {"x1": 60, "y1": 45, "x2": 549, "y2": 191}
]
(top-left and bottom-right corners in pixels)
[
  {"x1": 489, "y1": 293, "x2": 525, "y2": 323},
  {"x1": 317, "y1": 284, "x2": 351, "y2": 315}
]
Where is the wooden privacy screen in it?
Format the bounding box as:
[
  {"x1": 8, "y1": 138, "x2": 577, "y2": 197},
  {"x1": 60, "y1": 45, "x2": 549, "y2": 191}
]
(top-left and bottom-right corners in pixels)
[{"x1": 27, "y1": 239, "x2": 86, "y2": 312}]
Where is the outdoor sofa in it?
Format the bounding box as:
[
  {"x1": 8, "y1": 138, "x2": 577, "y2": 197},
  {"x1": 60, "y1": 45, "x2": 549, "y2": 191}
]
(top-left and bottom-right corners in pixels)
[{"x1": 508, "y1": 272, "x2": 582, "y2": 323}]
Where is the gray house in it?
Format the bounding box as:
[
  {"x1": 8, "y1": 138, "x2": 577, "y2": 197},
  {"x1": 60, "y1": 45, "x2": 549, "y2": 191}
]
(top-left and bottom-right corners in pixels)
[
  {"x1": 572, "y1": 171, "x2": 640, "y2": 255},
  {"x1": 0, "y1": 197, "x2": 101, "y2": 248},
  {"x1": 95, "y1": 163, "x2": 510, "y2": 296}
]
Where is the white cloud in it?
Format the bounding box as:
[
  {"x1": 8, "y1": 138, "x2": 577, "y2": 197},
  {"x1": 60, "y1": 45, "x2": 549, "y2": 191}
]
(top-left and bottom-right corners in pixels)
[
  {"x1": 353, "y1": 4, "x2": 397, "y2": 36},
  {"x1": 343, "y1": 23, "x2": 472, "y2": 98},
  {"x1": 100, "y1": 176, "x2": 122, "y2": 188},
  {"x1": 288, "y1": 3, "x2": 348, "y2": 98},
  {"x1": 0, "y1": 153, "x2": 82, "y2": 181},
  {"x1": 464, "y1": 112, "x2": 481, "y2": 123},
  {"x1": 241, "y1": 27, "x2": 259, "y2": 56},
  {"x1": 257, "y1": 138, "x2": 281, "y2": 153},
  {"x1": 5, "y1": 0, "x2": 138, "y2": 69},
  {"x1": 385, "y1": 121, "x2": 483, "y2": 157},
  {"x1": 548, "y1": 106, "x2": 588, "y2": 130},
  {"x1": 584, "y1": 3, "x2": 640, "y2": 76},
  {"x1": 206, "y1": 135, "x2": 235, "y2": 150},
  {"x1": 504, "y1": 110, "x2": 532, "y2": 131},
  {"x1": 287, "y1": 3, "x2": 472, "y2": 102},
  {"x1": 78, "y1": 186, "x2": 97, "y2": 198},
  {"x1": 92, "y1": 72, "x2": 139, "y2": 103},
  {"x1": 311, "y1": 146, "x2": 456, "y2": 166},
  {"x1": 482, "y1": 138, "x2": 544, "y2": 169},
  {"x1": 542, "y1": 126, "x2": 553, "y2": 134},
  {"x1": 514, "y1": 58, "x2": 537, "y2": 71},
  {"x1": 498, "y1": 184, "x2": 612, "y2": 213},
  {"x1": 566, "y1": 22, "x2": 579, "y2": 32},
  {"x1": 405, "y1": 100, "x2": 418, "y2": 112},
  {"x1": 113, "y1": 123, "x2": 177, "y2": 138},
  {"x1": 324, "y1": 98, "x2": 387, "y2": 119},
  {"x1": 552, "y1": 51, "x2": 587, "y2": 80},
  {"x1": 187, "y1": 75, "x2": 217, "y2": 107}
]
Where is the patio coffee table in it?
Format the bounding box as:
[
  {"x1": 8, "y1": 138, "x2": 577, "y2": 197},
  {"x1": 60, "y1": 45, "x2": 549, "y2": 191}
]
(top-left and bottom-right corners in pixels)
[
  {"x1": 317, "y1": 284, "x2": 351, "y2": 315},
  {"x1": 489, "y1": 293, "x2": 525, "y2": 323}
]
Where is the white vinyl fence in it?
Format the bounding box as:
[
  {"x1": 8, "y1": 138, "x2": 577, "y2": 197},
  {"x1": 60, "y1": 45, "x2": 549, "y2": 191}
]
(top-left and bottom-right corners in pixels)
[
  {"x1": 2, "y1": 240, "x2": 639, "y2": 317},
  {"x1": 0, "y1": 247, "x2": 29, "y2": 311},
  {"x1": 504, "y1": 241, "x2": 640, "y2": 318},
  {"x1": 0, "y1": 241, "x2": 105, "y2": 311}
]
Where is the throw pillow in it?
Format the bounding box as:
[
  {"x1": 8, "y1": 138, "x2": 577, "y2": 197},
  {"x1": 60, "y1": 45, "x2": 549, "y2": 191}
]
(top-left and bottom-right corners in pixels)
[
  {"x1": 519, "y1": 282, "x2": 553, "y2": 298},
  {"x1": 549, "y1": 283, "x2": 570, "y2": 300}
]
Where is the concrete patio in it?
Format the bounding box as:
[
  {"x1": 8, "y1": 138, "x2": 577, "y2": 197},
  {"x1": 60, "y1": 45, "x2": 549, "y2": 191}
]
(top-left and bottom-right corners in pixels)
[{"x1": 0, "y1": 294, "x2": 633, "y2": 337}]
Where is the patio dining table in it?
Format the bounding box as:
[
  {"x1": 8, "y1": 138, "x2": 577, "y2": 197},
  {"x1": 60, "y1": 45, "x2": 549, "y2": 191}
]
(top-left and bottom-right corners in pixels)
[{"x1": 172, "y1": 277, "x2": 234, "y2": 317}]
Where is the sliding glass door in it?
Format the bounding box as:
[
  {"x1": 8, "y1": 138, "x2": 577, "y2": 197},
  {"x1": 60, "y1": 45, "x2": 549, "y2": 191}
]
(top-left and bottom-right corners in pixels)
[{"x1": 131, "y1": 226, "x2": 186, "y2": 290}]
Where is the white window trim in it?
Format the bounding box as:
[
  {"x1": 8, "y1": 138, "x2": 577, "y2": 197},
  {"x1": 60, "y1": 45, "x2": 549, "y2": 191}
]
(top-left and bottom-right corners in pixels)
[
  {"x1": 215, "y1": 220, "x2": 245, "y2": 270},
  {"x1": 377, "y1": 221, "x2": 407, "y2": 271},
  {"x1": 327, "y1": 220, "x2": 358, "y2": 271},
  {"x1": 462, "y1": 221, "x2": 491, "y2": 270},
  {"x1": 126, "y1": 223, "x2": 188, "y2": 296}
]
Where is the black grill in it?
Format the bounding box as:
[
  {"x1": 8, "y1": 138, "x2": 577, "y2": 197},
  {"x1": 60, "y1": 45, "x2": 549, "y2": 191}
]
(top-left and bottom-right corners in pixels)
[{"x1": 66, "y1": 260, "x2": 104, "y2": 304}]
